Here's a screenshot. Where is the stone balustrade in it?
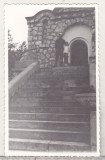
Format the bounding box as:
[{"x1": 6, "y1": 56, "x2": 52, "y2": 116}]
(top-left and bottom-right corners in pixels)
[{"x1": 9, "y1": 62, "x2": 39, "y2": 99}]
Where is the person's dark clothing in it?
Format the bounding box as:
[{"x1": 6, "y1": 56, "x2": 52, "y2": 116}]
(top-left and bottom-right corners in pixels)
[
  {"x1": 55, "y1": 49, "x2": 64, "y2": 66},
  {"x1": 55, "y1": 38, "x2": 65, "y2": 50},
  {"x1": 55, "y1": 38, "x2": 65, "y2": 66}
]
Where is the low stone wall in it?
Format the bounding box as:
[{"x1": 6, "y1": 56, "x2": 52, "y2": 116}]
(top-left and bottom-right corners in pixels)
[{"x1": 9, "y1": 62, "x2": 39, "y2": 99}]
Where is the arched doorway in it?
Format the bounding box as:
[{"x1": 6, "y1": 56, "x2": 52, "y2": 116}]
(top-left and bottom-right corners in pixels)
[{"x1": 70, "y1": 40, "x2": 88, "y2": 66}]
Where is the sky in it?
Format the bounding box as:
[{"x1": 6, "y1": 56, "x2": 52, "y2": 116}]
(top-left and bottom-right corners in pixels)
[
  {"x1": 5, "y1": 4, "x2": 92, "y2": 44},
  {"x1": 5, "y1": 5, "x2": 54, "y2": 43}
]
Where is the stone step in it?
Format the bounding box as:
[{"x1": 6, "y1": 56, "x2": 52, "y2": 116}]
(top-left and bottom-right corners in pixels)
[
  {"x1": 10, "y1": 96, "x2": 77, "y2": 104},
  {"x1": 39, "y1": 65, "x2": 88, "y2": 70},
  {"x1": 33, "y1": 68, "x2": 89, "y2": 77},
  {"x1": 37, "y1": 67, "x2": 89, "y2": 75},
  {"x1": 29, "y1": 79, "x2": 89, "y2": 88},
  {"x1": 11, "y1": 93, "x2": 85, "y2": 99},
  {"x1": 21, "y1": 81, "x2": 89, "y2": 88},
  {"x1": 36, "y1": 73, "x2": 88, "y2": 77},
  {"x1": 9, "y1": 120, "x2": 90, "y2": 132},
  {"x1": 9, "y1": 129, "x2": 90, "y2": 144},
  {"x1": 33, "y1": 80, "x2": 88, "y2": 86},
  {"x1": 9, "y1": 138, "x2": 90, "y2": 151},
  {"x1": 15, "y1": 87, "x2": 91, "y2": 98},
  {"x1": 10, "y1": 106, "x2": 90, "y2": 114},
  {"x1": 32, "y1": 75, "x2": 89, "y2": 81},
  {"x1": 39, "y1": 66, "x2": 88, "y2": 70},
  {"x1": 13, "y1": 94, "x2": 66, "y2": 99},
  {"x1": 9, "y1": 66, "x2": 91, "y2": 151},
  {"x1": 35, "y1": 67, "x2": 88, "y2": 73},
  {"x1": 17, "y1": 86, "x2": 90, "y2": 93},
  {"x1": 10, "y1": 97, "x2": 75, "y2": 104},
  {"x1": 10, "y1": 91, "x2": 48, "y2": 100},
  {"x1": 9, "y1": 113, "x2": 90, "y2": 122},
  {"x1": 34, "y1": 70, "x2": 89, "y2": 75},
  {"x1": 10, "y1": 100, "x2": 88, "y2": 108},
  {"x1": 18, "y1": 86, "x2": 64, "y2": 90}
]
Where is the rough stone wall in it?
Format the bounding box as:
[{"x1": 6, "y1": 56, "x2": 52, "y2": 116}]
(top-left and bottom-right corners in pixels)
[{"x1": 25, "y1": 8, "x2": 95, "y2": 68}]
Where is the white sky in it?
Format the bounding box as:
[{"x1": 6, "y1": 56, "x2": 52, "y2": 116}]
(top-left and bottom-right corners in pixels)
[
  {"x1": 5, "y1": 5, "x2": 54, "y2": 43},
  {"x1": 5, "y1": 4, "x2": 92, "y2": 44}
]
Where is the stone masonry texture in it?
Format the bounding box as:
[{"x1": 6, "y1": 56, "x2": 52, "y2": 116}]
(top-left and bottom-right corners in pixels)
[{"x1": 25, "y1": 7, "x2": 95, "y2": 68}]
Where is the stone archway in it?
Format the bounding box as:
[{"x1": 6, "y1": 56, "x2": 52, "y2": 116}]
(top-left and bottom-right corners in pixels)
[
  {"x1": 62, "y1": 24, "x2": 92, "y2": 64},
  {"x1": 70, "y1": 40, "x2": 88, "y2": 66}
]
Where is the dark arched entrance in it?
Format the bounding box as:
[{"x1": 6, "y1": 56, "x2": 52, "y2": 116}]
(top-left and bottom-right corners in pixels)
[{"x1": 70, "y1": 40, "x2": 88, "y2": 66}]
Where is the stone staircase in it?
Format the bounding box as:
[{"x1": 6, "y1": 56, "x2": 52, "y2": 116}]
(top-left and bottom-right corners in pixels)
[{"x1": 9, "y1": 66, "x2": 94, "y2": 152}]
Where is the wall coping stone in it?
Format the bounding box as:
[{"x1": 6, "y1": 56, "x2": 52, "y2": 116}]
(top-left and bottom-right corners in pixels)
[{"x1": 9, "y1": 62, "x2": 39, "y2": 98}]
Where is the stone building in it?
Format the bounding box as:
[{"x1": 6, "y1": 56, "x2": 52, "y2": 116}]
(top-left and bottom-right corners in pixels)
[
  {"x1": 24, "y1": 7, "x2": 96, "y2": 88},
  {"x1": 9, "y1": 8, "x2": 97, "y2": 151}
]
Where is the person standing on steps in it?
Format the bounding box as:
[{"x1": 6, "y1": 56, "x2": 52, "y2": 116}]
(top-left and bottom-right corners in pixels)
[
  {"x1": 64, "y1": 41, "x2": 69, "y2": 66},
  {"x1": 54, "y1": 33, "x2": 65, "y2": 67}
]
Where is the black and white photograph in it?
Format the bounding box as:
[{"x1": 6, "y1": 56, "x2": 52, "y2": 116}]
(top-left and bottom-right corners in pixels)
[{"x1": 6, "y1": 4, "x2": 99, "y2": 156}]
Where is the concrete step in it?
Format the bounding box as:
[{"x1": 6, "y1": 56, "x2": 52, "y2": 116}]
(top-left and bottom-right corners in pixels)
[
  {"x1": 33, "y1": 67, "x2": 89, "y2": 78},
  {"x1": 9, "y1": 66, "x2": 91, "y2": 151},
  {"x1": 9, "y1": 129, "x2": 90, "y2": 144},
  {"x1": 9, "y1": 120, "x2": 90, "y2": 132},
  {"x1": 21, "y1": 81, "x2": 90, "y2": 89},
  {"x1": 28, "y1": 79, "x2": 89, "y2": 89},
  {"x1": 32, "y1": 75, "x2": 89, "y2": 82},
  {"x1": 15, "y1": 87, "x2": 91, "y2": 98},
  {"x1": 9, "y1": 106, "x2": 90, "y2": 114},
  {"x1": 17, "y1": 86, "x2": 90, "y2": 93},
  {"x1": 12, "y1": 95, "x2": 68, "y2": 101},
  {"x1": 36, "y1": 67, "x2": 89, "y2": 76},
  {"x1": 10, "y1": 96, "x2": 78, "y2": 104},
  {"x1": 10, "y1": 91, "x2": 48, "y2": 100},
  {"x1": 9, "y1": 138, "x2": 90, "y2": 151},
  {"x1": 9, "y1": 113, "x2": 90, "y2": 122},
  {"x1": 10, "y1": 100, "x2": 89, "y2": 108},
  {"x1": 13, "y1": 94, "x2": 65, "y2": 99},
  {"x1": 34, "y1": 69, "x2": 89, "y2": 74},
  {"x1": 34, "y1": 69, "x2": 89, "y2": 77},
  {"x1": 39, "y1": 66, "x2": 89, "y2": 72}
]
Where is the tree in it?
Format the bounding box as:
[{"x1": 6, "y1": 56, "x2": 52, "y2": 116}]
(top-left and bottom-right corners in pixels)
[
  {"x1": 8, "y1": 29, "x2": 27, "y2": 79},
  {"x1": 8, "y1": 30, "x2": 17, "y2": 52},
  {"x1": 8, "y1": 30, "x2": 16, "y2": 78},
  {"x1": 15, "y1": 41, "x2": 27, "y2": 60}
]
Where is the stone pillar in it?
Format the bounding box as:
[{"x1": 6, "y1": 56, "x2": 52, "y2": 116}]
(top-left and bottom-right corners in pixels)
[
  {"x1": 89, "y1": 56, "x2": 96, "y2": 89},
  {"x1": 89, "y1": 28, "x2": 96, "y2": 89},
  {"x1": 90, "y1": 111, "x2": 96, "y2": 151}
]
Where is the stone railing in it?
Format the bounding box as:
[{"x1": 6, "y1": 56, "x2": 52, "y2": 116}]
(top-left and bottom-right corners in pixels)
[{"x1": 9, "y1": 62, "x2": 39, "y2": 99}]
